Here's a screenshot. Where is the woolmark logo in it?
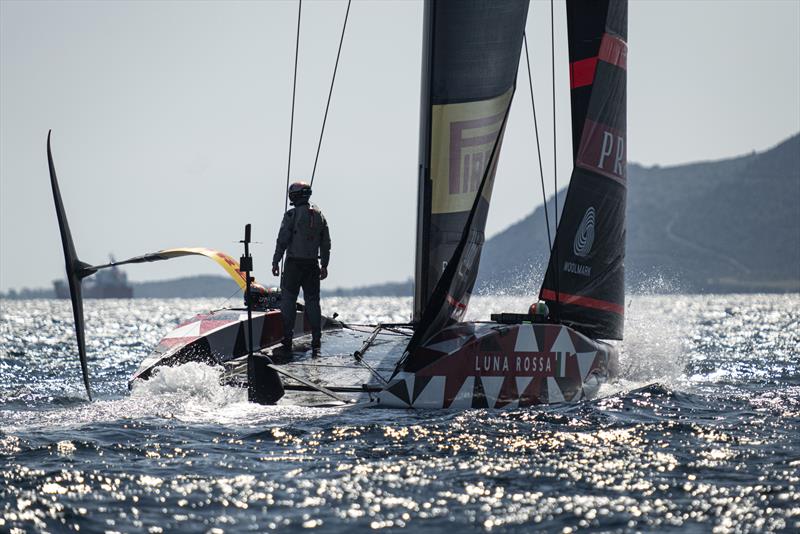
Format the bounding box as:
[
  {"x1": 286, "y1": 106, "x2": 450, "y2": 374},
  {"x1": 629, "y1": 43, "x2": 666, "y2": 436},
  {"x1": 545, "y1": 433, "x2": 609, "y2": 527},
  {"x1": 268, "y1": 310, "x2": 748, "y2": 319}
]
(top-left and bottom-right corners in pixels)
[{"x1": 573, "y1": 207, "x2": 596, "y2": 257}]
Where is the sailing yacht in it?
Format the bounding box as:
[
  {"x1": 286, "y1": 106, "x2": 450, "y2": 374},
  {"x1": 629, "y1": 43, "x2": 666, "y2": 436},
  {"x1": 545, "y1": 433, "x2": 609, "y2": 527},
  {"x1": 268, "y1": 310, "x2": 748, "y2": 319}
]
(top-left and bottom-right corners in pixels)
[{"x1": 49, "y1": 0, "x2": 627, "y2": 408}]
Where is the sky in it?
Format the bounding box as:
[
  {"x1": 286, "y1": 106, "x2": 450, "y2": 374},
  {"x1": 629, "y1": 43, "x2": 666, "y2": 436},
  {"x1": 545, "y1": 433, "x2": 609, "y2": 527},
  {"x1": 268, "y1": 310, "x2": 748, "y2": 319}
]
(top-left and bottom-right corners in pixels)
[{"x1": 1, "y1": 0, "x2": 799, "y2": 293}]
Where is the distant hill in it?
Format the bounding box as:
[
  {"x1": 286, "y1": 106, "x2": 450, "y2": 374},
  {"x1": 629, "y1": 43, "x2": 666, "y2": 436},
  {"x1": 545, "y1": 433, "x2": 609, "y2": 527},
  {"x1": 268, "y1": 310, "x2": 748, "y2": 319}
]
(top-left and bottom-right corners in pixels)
[
  {"x1": 0, "y1": 275, "x2": 243, "y2": 300},
  {"x1": 133, "y1": 276, "x2": 413, "y2": 299},
  {"x1": 0, "y1": 275, "x2": 413, "y2": 300},
  {"x1": 133, "y1": 275, "x2": 241, "y2": 298},
  {"x1": 477, "y1": 134, "x2": 800, "y2": 293},
  {"x1": 321, "y1": 279, "x2": 413, "y2": 298}
]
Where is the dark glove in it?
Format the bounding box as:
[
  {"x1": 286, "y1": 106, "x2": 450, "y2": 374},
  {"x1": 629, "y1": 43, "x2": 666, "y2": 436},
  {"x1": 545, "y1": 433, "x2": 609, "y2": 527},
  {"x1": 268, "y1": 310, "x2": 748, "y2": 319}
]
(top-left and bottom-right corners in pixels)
[
  {"x1": 272, "y1": 264, "x2": 280, "y2": 277},
  {"x1": 319, "y1": 266, "x2": 328, "y2": 280}
]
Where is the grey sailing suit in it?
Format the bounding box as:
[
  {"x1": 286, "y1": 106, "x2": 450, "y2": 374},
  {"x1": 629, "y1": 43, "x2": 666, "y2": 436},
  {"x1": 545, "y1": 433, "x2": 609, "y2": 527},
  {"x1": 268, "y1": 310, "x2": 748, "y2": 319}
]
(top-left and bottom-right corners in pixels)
[{"x1": 272, "y1": 201, "x2": 331, "y2": 347}]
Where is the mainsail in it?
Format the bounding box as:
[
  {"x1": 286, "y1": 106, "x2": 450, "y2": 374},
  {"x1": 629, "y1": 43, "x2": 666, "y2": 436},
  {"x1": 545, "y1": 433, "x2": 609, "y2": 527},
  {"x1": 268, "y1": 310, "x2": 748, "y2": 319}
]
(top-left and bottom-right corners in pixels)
[
  {"x1": 408, "y1": 0, "x2": 529, "y2": 364},
  {"x1": 540, "y1": 0, "x2": 627, "y2": 339}
]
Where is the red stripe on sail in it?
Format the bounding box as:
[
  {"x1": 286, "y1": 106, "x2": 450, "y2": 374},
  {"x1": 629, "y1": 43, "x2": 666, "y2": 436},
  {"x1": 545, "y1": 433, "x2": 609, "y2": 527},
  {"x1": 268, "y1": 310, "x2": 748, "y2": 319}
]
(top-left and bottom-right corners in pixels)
[
  {"x1": 570, "y1": 34, "x2": 627, "y2": 90},
  {"x1": 541, "y1": 289, "x2": 624, "y2": 315},
  {"x1": 570, "y1": 57, "x2": 597, "y2": 89},
  {"x1": 598, "y1": 33, "x2": 627, "y2": 70},
  {"x1": 446, "y1": 294, "x2": 467, "y2": 309}
]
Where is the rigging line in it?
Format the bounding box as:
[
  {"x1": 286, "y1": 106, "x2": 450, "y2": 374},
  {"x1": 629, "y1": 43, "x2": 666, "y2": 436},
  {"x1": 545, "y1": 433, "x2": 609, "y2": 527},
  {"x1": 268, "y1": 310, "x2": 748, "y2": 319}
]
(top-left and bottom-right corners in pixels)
[
  {"x1": 353, "y1": 356, "x2": 390, "y2": 386},
  {"x1": 523, "y1": 32, "x2": 552, "y2": 251},
  {"x1": 550, "y1": 0, "x2": 560, "y2": 317},
  {"x1": 284, "y1": 0, "x2": 302, "y2": 215},
  {"x1": 282, "y1": 0, "x2": 302, "y2": 273},
  {"x1": 310, "y1": 0, "x2": 352, "y2": 187}
]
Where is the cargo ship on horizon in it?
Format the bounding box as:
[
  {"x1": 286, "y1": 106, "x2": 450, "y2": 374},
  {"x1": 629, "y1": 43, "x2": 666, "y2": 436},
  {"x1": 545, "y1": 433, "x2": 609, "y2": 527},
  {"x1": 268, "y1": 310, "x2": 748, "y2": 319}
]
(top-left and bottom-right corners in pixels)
[{"x1": 54, "y1": 257, "x2": 132, "y2": 299}]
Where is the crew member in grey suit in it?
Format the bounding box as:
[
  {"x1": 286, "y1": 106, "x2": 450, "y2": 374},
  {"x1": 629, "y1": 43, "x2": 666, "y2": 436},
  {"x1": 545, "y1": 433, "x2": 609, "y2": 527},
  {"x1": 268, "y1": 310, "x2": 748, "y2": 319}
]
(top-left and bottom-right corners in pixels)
[{"x1": 272, "y1": 181, "x2": 331, "y2": 357}]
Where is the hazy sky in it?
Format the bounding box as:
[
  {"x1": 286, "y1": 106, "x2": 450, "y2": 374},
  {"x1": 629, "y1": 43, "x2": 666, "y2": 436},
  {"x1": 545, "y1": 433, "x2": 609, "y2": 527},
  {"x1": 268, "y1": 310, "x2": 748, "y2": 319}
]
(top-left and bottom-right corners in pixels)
[{"x1": 1, "y1": 0, "x2": 798, "y2": 292}]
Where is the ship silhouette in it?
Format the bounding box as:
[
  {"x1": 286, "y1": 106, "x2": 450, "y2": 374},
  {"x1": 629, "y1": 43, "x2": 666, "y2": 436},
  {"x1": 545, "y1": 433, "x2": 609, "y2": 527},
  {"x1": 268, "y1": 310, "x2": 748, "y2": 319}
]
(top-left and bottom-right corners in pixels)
[{"x1": 53, "y1": 255, "x2": 133, "y2": 299}]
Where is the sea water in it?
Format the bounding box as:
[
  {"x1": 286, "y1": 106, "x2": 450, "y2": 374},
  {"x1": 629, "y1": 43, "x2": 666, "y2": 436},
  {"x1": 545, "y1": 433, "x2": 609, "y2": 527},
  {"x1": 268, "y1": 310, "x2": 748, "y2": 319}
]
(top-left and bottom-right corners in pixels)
[{"x1": 1, "y1": 294, "x2": 798, "y2": 532}]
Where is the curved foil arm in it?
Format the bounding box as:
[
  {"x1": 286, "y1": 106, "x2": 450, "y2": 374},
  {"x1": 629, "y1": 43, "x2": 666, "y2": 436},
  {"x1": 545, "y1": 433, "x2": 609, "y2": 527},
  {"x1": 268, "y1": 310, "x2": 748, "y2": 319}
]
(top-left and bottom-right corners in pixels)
[
  {"x1": 88, "y1": 247, "x2": 265, "y2": 292},
  {"x1": 48, "y1": 131, "x2": 262, "y2": 403}
]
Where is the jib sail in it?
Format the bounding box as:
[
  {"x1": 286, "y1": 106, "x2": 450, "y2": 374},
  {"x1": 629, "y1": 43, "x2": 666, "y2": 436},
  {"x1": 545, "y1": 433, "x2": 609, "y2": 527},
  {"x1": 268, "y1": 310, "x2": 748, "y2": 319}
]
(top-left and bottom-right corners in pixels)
[
  {"x1": 540, "y1": 0, "x2": 627, "y2": 339},
  {"x1": 406, "y1": 0, "x2": 529, "y2": 367}
]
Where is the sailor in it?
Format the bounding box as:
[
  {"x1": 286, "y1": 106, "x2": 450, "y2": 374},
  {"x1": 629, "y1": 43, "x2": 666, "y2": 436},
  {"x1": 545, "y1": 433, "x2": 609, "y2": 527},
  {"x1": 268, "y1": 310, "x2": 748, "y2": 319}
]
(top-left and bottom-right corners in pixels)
[{"x1": 272, "y1": 181, "x2": 331, "y2": 357}]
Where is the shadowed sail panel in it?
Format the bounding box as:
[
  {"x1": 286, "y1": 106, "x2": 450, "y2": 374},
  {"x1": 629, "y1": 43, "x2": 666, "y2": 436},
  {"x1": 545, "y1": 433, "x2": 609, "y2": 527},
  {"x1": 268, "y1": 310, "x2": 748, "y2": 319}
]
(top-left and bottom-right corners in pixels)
[
  {"x1": 540, "y1": 0, "x2": 628, "y2": 339},
  {"x1": 406, "y1": 0, "x2": 529, "y2": 370}
]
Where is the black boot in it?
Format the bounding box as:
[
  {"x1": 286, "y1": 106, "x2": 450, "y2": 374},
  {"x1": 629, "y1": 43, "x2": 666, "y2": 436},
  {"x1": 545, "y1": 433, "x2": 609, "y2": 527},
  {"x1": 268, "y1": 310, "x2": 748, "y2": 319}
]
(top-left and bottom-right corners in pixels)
[
  {"x1": 311, "y1": 339, "x2": 321, "y2": 358},
  {"x1": 272, "y1": 338, "x2": 293, "y2": 362}
]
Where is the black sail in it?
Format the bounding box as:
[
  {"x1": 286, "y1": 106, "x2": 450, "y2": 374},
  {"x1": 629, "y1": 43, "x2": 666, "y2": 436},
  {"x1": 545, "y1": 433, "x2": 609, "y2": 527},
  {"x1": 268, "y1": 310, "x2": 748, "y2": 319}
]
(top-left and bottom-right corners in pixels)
[
  {"x1": 403, "y1": 0, "x2": 528, "y2": 370},
  {"x1": 413, "y1": 0, "x2": 529, "y2": 322},
  {"x1": 406, "y1": 0, "x2": 529, "y2": 369},
  {"x1": 540, "y1": 0, "x2": 627, "y2": 339}
]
